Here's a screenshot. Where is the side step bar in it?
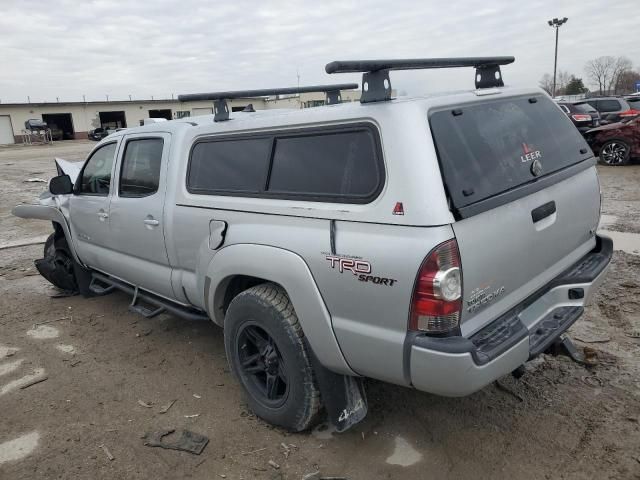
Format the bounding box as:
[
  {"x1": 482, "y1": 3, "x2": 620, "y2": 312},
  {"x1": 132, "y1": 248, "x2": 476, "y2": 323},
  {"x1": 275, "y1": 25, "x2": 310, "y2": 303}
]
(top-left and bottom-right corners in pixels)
[{"x1": 90, "y1": 273, "x2": 210, "y2": 322}]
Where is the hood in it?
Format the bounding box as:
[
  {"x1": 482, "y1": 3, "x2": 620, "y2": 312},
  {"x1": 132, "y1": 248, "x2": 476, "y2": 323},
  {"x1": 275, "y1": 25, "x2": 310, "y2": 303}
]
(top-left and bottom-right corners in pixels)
[{"x1": 54, "y1": 157, "x2": 83, "y2": 184}]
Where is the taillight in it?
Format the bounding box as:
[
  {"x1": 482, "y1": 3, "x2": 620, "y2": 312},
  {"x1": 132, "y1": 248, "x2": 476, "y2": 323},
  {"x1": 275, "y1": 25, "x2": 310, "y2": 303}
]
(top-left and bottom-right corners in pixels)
[
  {"x1": 409, "y1": 239, "x2": 462, "y2": 334},
  {"x1": 571, "y1": 114, "x2": 591, "y2": 122},
  {"x1": 619, "y1": 109, "x2": 640, "y2": 117}
]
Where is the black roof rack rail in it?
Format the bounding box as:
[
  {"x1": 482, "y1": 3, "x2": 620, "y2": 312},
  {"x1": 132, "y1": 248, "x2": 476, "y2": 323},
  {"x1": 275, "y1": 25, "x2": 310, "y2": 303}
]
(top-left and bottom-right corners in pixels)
[
  {"x1": 177, "y1": 83, "x2": 359, "y2": 121},
  {"x1": 325, "y1": 56, "x2": 515, "y2": 103}
]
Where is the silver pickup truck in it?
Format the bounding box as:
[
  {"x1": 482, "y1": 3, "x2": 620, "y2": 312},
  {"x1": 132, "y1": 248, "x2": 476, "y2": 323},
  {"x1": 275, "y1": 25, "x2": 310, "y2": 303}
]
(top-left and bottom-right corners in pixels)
[{"x1": 13, "y1": 57, "x2": 612, "y2": 432}]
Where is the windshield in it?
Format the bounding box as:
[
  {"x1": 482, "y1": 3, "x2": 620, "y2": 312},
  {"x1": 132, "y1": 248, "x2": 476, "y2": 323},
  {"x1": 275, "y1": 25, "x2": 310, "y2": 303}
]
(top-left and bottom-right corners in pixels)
[{"x1": 430, "y1": 94, "x2": 592, "y2": 210}]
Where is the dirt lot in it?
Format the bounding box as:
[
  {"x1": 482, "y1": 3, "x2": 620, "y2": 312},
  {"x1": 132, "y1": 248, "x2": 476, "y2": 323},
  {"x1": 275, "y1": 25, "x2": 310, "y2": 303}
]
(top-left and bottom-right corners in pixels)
[{"x1": 1, "y1": 141, "x2": 639, "y2": 480}]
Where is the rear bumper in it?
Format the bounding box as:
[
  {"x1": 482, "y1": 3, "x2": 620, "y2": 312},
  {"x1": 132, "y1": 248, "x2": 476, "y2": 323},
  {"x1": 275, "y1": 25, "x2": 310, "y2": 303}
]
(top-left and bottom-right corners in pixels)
[{"x1": 408, "y1": 234, "x2": 613, "y2": 397}]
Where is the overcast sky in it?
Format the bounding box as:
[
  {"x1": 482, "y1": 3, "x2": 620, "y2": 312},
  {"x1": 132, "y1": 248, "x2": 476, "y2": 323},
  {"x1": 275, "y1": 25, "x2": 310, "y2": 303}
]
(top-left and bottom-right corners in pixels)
[{"x1": 1, "y1": 0, "x2": 638, "y2": 103}]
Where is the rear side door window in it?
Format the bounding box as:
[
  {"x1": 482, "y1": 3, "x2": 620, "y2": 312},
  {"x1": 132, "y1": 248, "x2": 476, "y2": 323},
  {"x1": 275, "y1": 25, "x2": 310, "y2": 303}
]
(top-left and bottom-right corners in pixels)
[
  {"x1": 268, "y1": 130, "x2": 380, "y2": 200},
  {"x1": 78, "y1": 142, "x2": 118, "y2": 195},
  {"x1": 119, "y1": 138, "x2": 164, "y2": 197},
  {"x1": 597, "y1": 100, "x2": 621, "y2": 112}
]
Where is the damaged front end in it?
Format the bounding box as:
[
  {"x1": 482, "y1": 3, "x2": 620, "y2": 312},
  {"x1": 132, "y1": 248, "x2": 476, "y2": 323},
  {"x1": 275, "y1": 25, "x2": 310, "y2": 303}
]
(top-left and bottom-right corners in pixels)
[{"x1": 12, "y1": 157, "x2": 85, "y2": 294}]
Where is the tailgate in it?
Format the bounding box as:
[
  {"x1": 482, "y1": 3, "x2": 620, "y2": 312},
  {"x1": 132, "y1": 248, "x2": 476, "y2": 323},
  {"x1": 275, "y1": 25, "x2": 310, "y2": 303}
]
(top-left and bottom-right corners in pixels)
[
  {"x1": 429, "y1": 93, "x2": 601, "y2": 335},
  {"x1": 453, "y1": 167, "x2": 599, "y2": 334}
]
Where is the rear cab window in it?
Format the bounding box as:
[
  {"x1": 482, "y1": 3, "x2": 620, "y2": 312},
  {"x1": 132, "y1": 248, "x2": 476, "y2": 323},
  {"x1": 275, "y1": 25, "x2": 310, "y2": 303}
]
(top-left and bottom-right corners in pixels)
[
  {"x1": 429, "y1": 94, "x2": 593, "y2": 217},
  {"x1": 187, "y1": 124, "x2": 383, "y2": 203}
]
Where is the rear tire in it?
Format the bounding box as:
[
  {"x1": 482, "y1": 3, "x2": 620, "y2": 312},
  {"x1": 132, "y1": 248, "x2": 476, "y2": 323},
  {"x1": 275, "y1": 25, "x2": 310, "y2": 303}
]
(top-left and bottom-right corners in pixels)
[
  {"x1": 598, "y1": 139, "x2": 630, "y2": 166},
  {"x1": 224, "y1": 283, "x2": 322, "y2": 432}
]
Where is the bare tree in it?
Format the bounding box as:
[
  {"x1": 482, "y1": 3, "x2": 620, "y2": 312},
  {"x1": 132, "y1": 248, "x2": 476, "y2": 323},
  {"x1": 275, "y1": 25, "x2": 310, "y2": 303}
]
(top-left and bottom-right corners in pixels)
[
  {"x1": 609, "y1": 56, "x2": 633, "y2": 94},
  {"x1": 585, "y1": 56, "x2": 615, "y2": 95},
  {"x1": 539, "y1": 73, "x2": 554, "y2": 95},
  {"x1": 556, "y1": 70, "x2": 571, "y2": 95}
]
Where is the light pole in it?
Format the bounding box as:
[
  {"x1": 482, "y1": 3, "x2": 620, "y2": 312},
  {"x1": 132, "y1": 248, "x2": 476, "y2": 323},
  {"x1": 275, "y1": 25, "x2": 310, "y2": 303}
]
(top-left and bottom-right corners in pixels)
[{"x1": 548, "y1": 17, "x2": 568, "y2": 97}]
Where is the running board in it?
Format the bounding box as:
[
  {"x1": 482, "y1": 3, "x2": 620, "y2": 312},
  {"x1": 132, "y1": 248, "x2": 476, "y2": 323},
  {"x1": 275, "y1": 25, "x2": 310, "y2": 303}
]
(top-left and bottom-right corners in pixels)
[{"x1": 91, "y1": 273, "x2": 210, "y2": 322}]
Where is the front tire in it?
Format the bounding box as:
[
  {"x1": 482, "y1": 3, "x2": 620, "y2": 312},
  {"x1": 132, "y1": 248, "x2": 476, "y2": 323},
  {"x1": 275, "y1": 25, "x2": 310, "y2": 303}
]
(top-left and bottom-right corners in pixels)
[
  {"x1": 224, "y1": 283, "x2": 321, "y2": 432},
  {"x1": 598, "y1": 139, "x2": 631, "y2": 166},
  {"x1": 35, "y1": 233, "x2": 78, "y2": 292}
]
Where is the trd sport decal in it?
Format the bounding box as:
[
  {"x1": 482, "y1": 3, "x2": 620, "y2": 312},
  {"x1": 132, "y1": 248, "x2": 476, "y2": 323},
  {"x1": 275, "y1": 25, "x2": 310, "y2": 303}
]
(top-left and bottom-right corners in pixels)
[{"x1": 324, "y1": 254, "x2": 397, "y2": 286}]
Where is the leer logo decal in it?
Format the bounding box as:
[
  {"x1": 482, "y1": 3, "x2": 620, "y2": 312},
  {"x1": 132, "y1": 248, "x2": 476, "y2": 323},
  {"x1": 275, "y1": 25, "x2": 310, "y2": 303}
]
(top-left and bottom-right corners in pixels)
[{"x1": 520, "y1": 142, "x2": 542, "y2": 163}]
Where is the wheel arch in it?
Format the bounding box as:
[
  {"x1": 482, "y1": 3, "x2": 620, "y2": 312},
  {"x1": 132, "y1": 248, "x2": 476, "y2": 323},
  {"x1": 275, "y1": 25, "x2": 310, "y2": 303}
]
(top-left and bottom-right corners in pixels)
[
  {"x1": 204, "y1": 243, "x2": 355, "y2": 376},
  {"x1": 12, "y1": 204, "x2": 83, "y2": 265}
]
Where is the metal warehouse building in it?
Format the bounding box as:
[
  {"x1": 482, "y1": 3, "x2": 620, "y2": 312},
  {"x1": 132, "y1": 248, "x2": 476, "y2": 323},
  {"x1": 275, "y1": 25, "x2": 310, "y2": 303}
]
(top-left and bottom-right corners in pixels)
[{"x1": 0, "y1": 90, "x2": 362, "y2": 145}]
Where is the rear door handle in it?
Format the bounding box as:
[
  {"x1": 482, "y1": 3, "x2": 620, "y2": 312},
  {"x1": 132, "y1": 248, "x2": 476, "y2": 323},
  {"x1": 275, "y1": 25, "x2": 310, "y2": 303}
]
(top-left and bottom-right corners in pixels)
[
  {"x1": 143, "y1": 219, "x2": 160, "y2": 226},
  {"x1": 531, "y1": 201, "x2": 556, "y2": 223}
]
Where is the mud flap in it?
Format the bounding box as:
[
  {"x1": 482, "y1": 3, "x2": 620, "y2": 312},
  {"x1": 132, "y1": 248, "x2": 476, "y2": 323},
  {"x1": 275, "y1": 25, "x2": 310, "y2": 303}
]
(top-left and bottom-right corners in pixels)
[
  {"x1": 308, "y1": 346, "x2": 368, "y2": 432},
  {"x1": 34, "y1": 255, "x2": 77, "y2": 292}
]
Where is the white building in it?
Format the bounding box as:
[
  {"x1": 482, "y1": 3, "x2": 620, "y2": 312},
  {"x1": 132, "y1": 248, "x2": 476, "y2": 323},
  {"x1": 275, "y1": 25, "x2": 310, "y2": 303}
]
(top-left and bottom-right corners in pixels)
[{"x1": 0, "y1": 90, "x2": 363, "y2": 145}]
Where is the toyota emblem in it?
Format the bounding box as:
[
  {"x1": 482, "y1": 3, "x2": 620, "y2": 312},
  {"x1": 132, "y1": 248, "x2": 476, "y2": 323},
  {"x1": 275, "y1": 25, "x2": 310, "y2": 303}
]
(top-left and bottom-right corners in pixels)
[{"x1": 531, "y1": 159, "x2": 543, "y2": 177}]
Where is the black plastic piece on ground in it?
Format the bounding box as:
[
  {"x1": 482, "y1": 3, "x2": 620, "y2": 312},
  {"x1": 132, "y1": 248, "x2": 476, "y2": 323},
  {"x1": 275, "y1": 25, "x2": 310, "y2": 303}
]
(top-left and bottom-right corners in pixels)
[
  {"x1": 143, "y1": 429, "x2": 209, "y2": 455},
  {"x1": 307, "y1": 344, "x2": 367, "y2": 432}
]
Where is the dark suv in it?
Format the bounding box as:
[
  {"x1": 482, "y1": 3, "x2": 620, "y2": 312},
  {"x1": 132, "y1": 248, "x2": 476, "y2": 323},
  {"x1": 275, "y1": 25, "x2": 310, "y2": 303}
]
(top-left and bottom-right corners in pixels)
[
  {"x1": 557, "y1": 101, "x2": 600, "y2": 133},
  {"x1": 581, "y1": 97, "x2": 639, "y2": 124}
]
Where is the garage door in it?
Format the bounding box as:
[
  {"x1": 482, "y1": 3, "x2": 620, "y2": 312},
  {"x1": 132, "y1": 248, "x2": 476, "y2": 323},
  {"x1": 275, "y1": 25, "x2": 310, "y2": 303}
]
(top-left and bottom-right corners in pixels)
[
  {"x1": 192, "y1": 107, "x2": 213, "y2": 116},
  {"x1": 0, "y1": 116, "x2": 15, "y2": 145}
]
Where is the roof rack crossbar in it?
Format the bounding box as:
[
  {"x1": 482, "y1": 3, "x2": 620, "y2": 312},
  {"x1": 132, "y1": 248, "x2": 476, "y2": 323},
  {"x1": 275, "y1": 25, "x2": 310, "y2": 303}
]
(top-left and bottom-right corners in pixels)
[
  {"x1": 325, "y1": 56, "x2": 515, "y2": 103},
  {"x1": 178, "y1": 83, "x2": 359, "y2": 121}
]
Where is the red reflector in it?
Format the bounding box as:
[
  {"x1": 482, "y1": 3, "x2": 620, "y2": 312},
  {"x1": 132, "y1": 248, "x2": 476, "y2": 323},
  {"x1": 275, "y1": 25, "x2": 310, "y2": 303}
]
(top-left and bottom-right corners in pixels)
[{"x1": 392, "y1": 202, "x2": 405, "y2": 215}]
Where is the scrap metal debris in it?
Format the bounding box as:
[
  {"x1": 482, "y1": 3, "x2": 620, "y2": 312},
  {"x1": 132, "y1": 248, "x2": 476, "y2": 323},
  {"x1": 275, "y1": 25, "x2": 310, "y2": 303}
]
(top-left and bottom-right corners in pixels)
[
  {"x1": 137, "y1": 400, "x2": 153, "y2": 408},
  {"x1": 158, "y1": 399, "x2": 176, "y2": 414},
  {"x1": 142, "y1": 429, "x2": 209, "y2": 455},
  {"x1": 19, "y1": 375, "x2": 48, "y2": 390},
  {"x1": 268, "y1": 459, "x2": 280, "y2": 469},
  {"x1": 184, "y1": 414, "x2": 200, "y2": 418},
  {"x1": 98, "y1": 444, "x2": 115, "y2": 461}
]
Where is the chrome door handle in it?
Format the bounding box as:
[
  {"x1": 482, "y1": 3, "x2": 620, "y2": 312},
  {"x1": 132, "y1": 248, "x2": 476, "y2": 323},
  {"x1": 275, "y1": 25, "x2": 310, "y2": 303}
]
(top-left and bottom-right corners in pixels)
[
  {"x1": 97, "y1": 212, "x2": 109, "y2": 219},
  {"x1": 143, "y1": 219, "x2": 160, "y2": 226}
]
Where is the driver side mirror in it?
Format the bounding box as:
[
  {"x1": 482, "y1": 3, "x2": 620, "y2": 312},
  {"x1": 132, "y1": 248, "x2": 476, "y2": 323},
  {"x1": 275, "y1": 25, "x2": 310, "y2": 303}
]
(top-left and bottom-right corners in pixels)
[{"x1": 49, "y1": 174, "x2": 73, "y2": 195}]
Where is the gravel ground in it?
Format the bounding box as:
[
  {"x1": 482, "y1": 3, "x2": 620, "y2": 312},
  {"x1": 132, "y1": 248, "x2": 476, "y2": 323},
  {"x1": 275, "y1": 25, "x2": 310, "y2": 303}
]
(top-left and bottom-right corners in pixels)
[{"x1": 1, "y1": 141, "x2": 639, "y2": 480}]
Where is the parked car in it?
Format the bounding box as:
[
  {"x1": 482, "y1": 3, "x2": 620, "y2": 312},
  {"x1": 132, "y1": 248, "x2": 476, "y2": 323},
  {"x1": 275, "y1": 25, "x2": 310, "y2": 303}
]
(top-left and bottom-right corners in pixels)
[
  {"x1": 584, "y1": 117, "x2": 640, "y2": 165},
  {"x1": 13, "y1": 57, "x2": 611, "y2": 433},
  {"x1": 88, "y1": 127, "x2": 123, "y2": 141},
  {"x1": 48, "y1": 124, "x2": 64, "y2": 141},
  {"x1": 624, "y1": 95, "x2": 640, "y2": 112},
  {"x1": 581, "y1": 97, "x2": 639, "y2": 124},
  {"x1": 556, "y1": 101, "x2": 600, "y2": 133}
]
